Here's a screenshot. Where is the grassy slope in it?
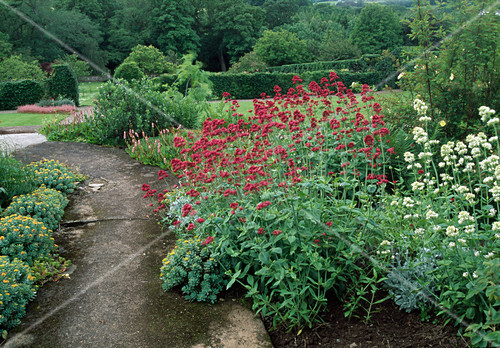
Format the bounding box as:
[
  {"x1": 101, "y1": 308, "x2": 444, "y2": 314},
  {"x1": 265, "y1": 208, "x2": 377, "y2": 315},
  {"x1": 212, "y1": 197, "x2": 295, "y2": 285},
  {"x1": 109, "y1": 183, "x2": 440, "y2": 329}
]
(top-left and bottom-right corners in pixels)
[{"x1": 0, "y1": 113, "x2": 52, "y2": 127}]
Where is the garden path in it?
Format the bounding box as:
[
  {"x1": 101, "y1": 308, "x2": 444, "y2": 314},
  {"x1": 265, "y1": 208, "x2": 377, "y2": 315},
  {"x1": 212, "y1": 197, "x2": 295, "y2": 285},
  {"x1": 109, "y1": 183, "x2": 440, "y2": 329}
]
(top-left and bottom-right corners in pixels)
[{"x1": 5, "y1": 141, "x2": 272, "y2": 348}]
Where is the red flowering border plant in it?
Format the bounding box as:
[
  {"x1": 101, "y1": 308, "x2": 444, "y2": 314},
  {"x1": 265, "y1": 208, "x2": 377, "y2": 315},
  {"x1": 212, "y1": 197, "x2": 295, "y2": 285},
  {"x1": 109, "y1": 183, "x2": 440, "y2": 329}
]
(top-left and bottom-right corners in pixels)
[{"x1": 150, "y1": 73, "x2": 396, "y2": 330}]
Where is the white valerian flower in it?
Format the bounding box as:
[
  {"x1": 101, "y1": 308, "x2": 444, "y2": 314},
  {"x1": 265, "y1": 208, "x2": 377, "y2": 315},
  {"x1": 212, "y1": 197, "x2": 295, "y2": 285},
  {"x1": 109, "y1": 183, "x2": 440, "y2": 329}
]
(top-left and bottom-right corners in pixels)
[
  {"x1": 479, "y1": 106, "x2": 496, "y2": 122},
  {"x1": 489, "y1": 208, "x2": 497, "y2": 217},
  {"x1": 474, "y1": 251, "x2": 480, "y2": 257},
  {"x1": 458, "y1": 211, "x2": 475, "y2": 224},
  {"x1": 390, "y1": 200, "x2": 399, "y2": 206},
  {"x1": 449, "y1": 241, "x2": 456, "y2": 247},
  {"x1": 380, "y1": 240, "x2": 391, "y2": 246},
  {"x1": 413, "y1": 214, "x2": 420, "y2": 218},
  {"x1": 466, "y1": 133, "x2": 488, "y2": 149},
  {"x1": 419, "y1": 116, "x2": 432, "y2": 122},
  {"x1": 490, "y1": 185, "x2": 500, "y2": 202},
  {"x1": 479, "y1": 155, "x2": 499, "y2": 171},
  {"x1": 492, "y1": 221, "x2": 500, "y2": 231},
  {"x1": 446, "y1": 225, "x2": 459, "y2": 237},
  {"x1": 465, "y1": 193, "x2": 476, "y2": 204},
  {"x1": 397, "y1": 72, "x2": 405, "y2": 80},
  {"x1": 438, "y1": 162, "x2": 445, "y2": 168},
  {"x1": 463, "y1": 272, "x2": 469, "y2": 277},
  {"x1": 453, "y1": 185, "x2": 470, "y2": 194},
  {"x1": 458, "y1": 238, "x2": 466, "y2": 244},
  {"x1": 412, "y1": 181, "x2": 425, "y2": 191},
  {"x1": 404, "y1": 214, "x2": 412, "y2": 219},
  {"x1": 413, "y1": 127, "x2": 428, "y2": 144},
  {"x1": 413, "y1": 98, "x2": 429, "y2": 115},
  {"x1": 403, "y1": 197, "x2": 415, "y2": 208},
  {"x1": 450, "y1": 73, "x2": 454, "y2": 81},
  {"x1": 425, "y1": 210, "x2": 439, "y2": 220},
  {"x1": 455, "y1": 141, "x2": 468, "y2": 155},
  {"x1": 473, "y1": 272, "x2": 478, "y2": 278},
  {"x1": 433, "y1": 225, "x2": 442, "y2": 232},
  {"x1": 415, "y1": 228, "x2": 425, "y2": 235},
  {"x1": 484, "y1": 252, "x2": 495, "y2": 259},
  {"x1": 464, "y1": 225, "x2": 475, "y2": 234},
  {"x1": 487, "y1": 117, "x2": 499, "y2": 126},
  {"x1": 404, "y1": 152, "x2": 415, "y2": 163},
  {"x1": 489, "y1": 136, "x2": 498, "y2": 143}
]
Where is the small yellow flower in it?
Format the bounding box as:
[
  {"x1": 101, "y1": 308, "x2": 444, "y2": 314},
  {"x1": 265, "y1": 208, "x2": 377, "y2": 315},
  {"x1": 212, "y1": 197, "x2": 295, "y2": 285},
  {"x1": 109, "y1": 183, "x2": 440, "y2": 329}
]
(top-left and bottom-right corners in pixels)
[{"x1": 440, "y1": 120, "x2": 446, "y2": 127}]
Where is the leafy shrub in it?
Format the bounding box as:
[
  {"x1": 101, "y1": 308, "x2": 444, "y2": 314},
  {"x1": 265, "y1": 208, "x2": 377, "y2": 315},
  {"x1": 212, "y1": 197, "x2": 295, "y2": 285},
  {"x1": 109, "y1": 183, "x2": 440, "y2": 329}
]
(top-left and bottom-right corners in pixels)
[
  {"x1": 123, "y1": 44, "x2": 175, "y2": 76},
  {"x1": 254, "y1": 29, "x2": 308, "y2": 66},
  {"x1": 229, "y1": 51, "x2": 267, "y2": 73},
  {"x1": 30, "y1": 256, "x2": 71, "y2": 285},
  {"x1": 113, "y1": 61, "x2": 144, "y2": 82},
  {"x1": 0, "y1": 55, "x2": 46, "y2": 82},
  {"x1": 47, "y1": 64, "x2": 79, "y2": 106},
  {"x1": 266, "y1": 56, "x2": 376, "y2": 74},
  {"x1": 23, "y1": 159, "x2": 78, "y2": 194},
  {"x1": 2, "y1": 186, "x2": 68, "y2": 231},
  {"x1": 37, "y1": 98, "x2": 75, "y2": 107},
  {"x1": 0, "y1": 80, "x2": 45, "y2": 111},
  {"x1": 160, "y1": 236, "x2": 227, "y2": 303},
  {"x1": 54, "y1": 54, "x2": 90, "y2": 79},
  {"x1": 16, "y1": 104, "x2": 76, "y2": 114},
  {"x1": 0, "y1": 214, "x2": 56, "y2": 266},
  {"x1": 0, "y1": 256, "x2": 36, "y2": 330},
  {"x1": 0, "y1": 155, "x2": 36, "y2": 209}
]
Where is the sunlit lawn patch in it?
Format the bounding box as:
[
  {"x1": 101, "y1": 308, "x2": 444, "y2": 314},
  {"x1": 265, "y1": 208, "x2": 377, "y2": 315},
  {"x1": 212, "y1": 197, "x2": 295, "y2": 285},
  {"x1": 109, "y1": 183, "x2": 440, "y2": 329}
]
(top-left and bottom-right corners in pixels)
[{"x1": 0, "y1": 113, "x2": 53, "y2": 127}]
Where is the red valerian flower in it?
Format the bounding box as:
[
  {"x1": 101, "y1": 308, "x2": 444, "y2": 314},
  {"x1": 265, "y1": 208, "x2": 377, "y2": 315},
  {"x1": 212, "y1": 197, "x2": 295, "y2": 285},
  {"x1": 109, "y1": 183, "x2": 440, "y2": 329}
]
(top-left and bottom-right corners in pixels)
[
  {"x1": 273, "y1": 230, "x2": 282, "y2": 236},
  {"x1": 141, "y1": 184, "x2": 150, "y2": 191},
  {"x1": 202, "y1": 236, "x2": 214, "y2": 246},
  {"x1": 222, "y1": 92, "x2": 231, "y2": 99},
  {"x1": 186, "y1": 223, "x2": 195, "y2": 231},
  {"x1": 182, "y1": 204, "x2": 193, "y2": 217},
  {"x1": 292, "y1": 75, "x2": 303, "y2": 84},
  {"x1": 158, "y1": 170, "x2": 169, "y2": 180},
  {"x1": 257, "y1": 228, "x2": 265, "y2": 235},
  {"x1": 326, "y1": 221, "x2": 333, "y2": 227},
  {"x1": 196, "y1": 218, "x2": 205, "y2": 223},
  {"x1": 364, "y1": 134, "x2": 374, "y2": 146},
  {"x1": 230, "y1": 202, "x2": 239, "y2": 209},
  {"x1": 386, "y1": 147, "x2": 395, "y2": 154},
  {"x1": 418, "y1": 170, "x2": 424, "y2": 175}
]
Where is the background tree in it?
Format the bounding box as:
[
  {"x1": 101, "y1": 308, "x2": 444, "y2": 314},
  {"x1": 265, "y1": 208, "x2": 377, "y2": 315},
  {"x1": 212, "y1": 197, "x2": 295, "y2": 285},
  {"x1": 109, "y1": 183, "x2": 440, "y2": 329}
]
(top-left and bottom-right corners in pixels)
[
  {"x1": 254, "y1": 29, "x2": 308, "y2": 66},
  {"x1": 350, "y1": 3, "x2": 403, "y2": 54},
  {"x1": 123, "y1": 44, "x2": 174, "y2": 76},
  {"x1": 262, "y1": 0, "x2": 310, "y2": 28},
  {"x1": 0, "y1": 55, "x2": 46, "y2": 82}
]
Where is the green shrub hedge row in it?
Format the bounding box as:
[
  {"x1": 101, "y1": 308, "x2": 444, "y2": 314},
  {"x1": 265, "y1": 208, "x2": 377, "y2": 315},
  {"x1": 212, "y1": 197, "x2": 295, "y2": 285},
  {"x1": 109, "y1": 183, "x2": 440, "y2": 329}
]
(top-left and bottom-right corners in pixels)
[
  {"x1": 266, "y1": 54, "x2": 381, "y2": 74},
  {"x1": 155, "y1": 70, "x2": 388, "y2": 100},
  {"x1": 0, "y1": 64, "x2": 79, "y2": 110},
  {"x1": 0, "y1": 80, "x2": 45, "y2": 110},
  {"x1": 209, "y1": 71, "x2": 382, "y2": 99}
]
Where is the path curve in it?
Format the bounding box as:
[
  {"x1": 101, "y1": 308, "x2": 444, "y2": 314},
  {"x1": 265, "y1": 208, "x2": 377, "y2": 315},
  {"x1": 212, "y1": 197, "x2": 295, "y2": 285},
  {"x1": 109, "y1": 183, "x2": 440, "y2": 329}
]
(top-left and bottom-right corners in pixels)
[{"x1": 5, "y1": 142, "x2": 272, "y2": 348}]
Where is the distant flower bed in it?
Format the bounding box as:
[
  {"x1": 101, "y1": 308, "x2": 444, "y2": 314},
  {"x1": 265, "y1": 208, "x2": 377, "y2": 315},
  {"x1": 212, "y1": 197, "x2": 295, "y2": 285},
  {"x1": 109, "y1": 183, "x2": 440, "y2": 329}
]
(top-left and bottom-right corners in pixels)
[{"x1": 16, "y1": 104, "x2": 77, "y2": 114}]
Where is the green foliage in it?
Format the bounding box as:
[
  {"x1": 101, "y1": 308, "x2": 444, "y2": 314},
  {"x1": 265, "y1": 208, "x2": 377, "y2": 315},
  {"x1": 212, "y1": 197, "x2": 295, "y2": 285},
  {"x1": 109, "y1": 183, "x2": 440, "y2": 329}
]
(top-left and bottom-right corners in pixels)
[
  {"x1": 123, "y1": 44, "x2": 175, "y2": 76},
  {"x1": 0, "y1": 154, "x2": 36, "y2": 209},
  {"x1": 266, "y1": 55, "x2": 379, "y2": 74},
  {"x1": 318, "y1": 33, "x2": 361, "y2": 62},
  {"x1": 2, "y1": 186, "x2": 69, "y2": 231},
  {"x1": 160, "y1": 236, "x2": 227, "y2": 303},
  {"x1": 48, "y1": 64, "x2": 79, "y2": 106},
  {"x1": 30, "y1": 256, "x2": 71, "y2": 286},
  {"x1": 209, "y1": 70, "x2": 381, "y2": 99},
  {"x1": 0, "y1": 256, "x2": 36, "y2": 330},
  {"x1": 254, "y1": 29, "x2": 308, "y2": 66},
  {"x1": 401, "y1": 0, "x2": 500, "y2": 139},
  {"x1": 229, "y1": 51, "x2": 267, "y2": 73},
  {"x1": 0, "y1": 55, "x2": 45, "y2": 82},
  {"x1": 23, "y1": 159, "x2": 79, "y2": 194},
  {"x1": 54, "y1": 54, "x2": 91, "y2": 79},
  {"x1": 0, "y1": 214, "x2": 56, "y2": 266},
  {"x1": 0, "y1": 32, "x2": 12, "y2": 61},
  {"x1": 113, "y1": 61, "x2": 144, "y2": 82},
  {"x1": 0, "y1": 80, "x2": 45, "y2": 111},
  {"x1": 350, "y1": 3, "x2": 403, "y2": 54}
]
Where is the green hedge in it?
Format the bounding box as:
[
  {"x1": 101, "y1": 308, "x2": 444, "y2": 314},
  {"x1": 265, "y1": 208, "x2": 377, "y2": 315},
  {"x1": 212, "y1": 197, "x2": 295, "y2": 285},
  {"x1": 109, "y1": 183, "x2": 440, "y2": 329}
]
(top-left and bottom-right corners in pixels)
[
  {"x1": 48, "y1": 64, "x2": 79, "y2": 106},
  {"x1": 0, "y1": 80, "x2": 45, "y2": 110},
  {"x1": 266, "y1": 55, "x2": 381, "y2": 74},
  {"x1": 209, "y1": 71, "x2": 382, "y2": 99}
]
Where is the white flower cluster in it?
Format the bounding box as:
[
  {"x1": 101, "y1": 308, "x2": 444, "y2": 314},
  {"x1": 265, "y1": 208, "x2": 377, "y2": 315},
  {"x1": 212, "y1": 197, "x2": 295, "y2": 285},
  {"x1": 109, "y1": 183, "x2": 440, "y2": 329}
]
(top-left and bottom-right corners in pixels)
[
  {"x1": 413, "y1": 98, "x2": 429, "y2": 116},
  {"x1": 404, "y1": 151, "x2": 415, "y2": 163},
  {"x1": 412, "y1": 127, "x2": 428, "y2": 144},
  {"x1": 479, "y1": 106, "x2": 498, "y2": 125},
  {"x1": 466, "y1": 132, "x2": 491, "y2": 154},
  {"x1": 415, "y1": 228, "x2": 425, "y2": 235},
  {"x1": 463, "y1": 225, "x2": 475, "y2": 234},
  {"x1": 446, "y1": 225, "x2": 459, "y2": 237},
  {"x1": 458, "y1": 211, "x2": 475, "y2": 224},
  {"x1": 425, "y1": 210, "x2": 438, "y2": 220},
  {"x1": 493, "y1": 221, "x2": 500, "y2": 231},
  {"x1": 403, "y1": 197, "x2": 415, "y2": 208},
  {"x1": 490, "y1": 184, "x2": 500, "y2": 202}
]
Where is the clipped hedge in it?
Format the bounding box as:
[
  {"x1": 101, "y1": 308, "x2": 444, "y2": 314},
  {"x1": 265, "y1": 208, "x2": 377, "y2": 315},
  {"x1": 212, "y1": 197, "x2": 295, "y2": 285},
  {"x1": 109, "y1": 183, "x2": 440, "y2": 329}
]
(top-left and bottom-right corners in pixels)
[
  {"x1": 266, "y1": 54, "x2": 382, "y2": 74},
  {"x1": 48, "y1": 64, "x2": 79, "y2": 106},
  {"x1": 114, "y1": 61, "x2": 144, "y2": 82},
  {"x1": 0, "y1": 80, "x2": 45, "y2": 111},
  {"x1": 210, "y1": 71, "x2": 382, "y2": 99}
]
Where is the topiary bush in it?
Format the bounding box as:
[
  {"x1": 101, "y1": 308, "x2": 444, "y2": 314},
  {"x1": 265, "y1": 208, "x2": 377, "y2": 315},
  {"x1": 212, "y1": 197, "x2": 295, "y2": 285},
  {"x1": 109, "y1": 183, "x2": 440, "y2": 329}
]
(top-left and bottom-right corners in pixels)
[
  {"x1": 23, "y1": 159, "x2": 78, "y2": 194},
  {"x1": 113, "y1": 61, "x2": 144, "y2": 82},
  {"x1": 47, "y1": 64, "x2": 79, "y2": 106},
  {"x1": 0, "y1": 80, "x2": 45, "y2": 111},
  {"x1": 0, "y1": 256, "x2": 36, "y2": 330},
  {"x1": 2, "y1": 186, "x2": 68, "y2": 231},
  {"x1": 0, "y1": 214, "x2": 56, "y2": 266}
]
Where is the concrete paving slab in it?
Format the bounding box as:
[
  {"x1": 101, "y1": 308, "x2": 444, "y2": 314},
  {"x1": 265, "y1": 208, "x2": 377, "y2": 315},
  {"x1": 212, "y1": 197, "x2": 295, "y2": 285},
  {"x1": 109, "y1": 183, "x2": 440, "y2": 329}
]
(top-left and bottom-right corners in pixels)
[{"x1": 0, "y1": 133, "x2": 47, "y2": 154}]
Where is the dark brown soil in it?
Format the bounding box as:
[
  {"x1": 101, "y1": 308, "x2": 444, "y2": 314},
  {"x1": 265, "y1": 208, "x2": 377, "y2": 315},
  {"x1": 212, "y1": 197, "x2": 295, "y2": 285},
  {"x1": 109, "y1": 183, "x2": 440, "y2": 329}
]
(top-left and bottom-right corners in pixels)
[{"x1": 264, "y1": 295, "x2": 470, "y2": 348}]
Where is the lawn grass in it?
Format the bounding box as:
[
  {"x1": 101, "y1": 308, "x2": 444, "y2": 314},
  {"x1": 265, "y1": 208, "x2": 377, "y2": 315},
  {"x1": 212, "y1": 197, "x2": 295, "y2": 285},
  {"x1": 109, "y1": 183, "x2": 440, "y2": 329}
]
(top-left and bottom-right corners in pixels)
[
  {"x1": 79, "y1": 81, "x2": 103, "y2": 106},
  {"x1": 0, "y1": 113, "x2": 54, "y2": 127}
]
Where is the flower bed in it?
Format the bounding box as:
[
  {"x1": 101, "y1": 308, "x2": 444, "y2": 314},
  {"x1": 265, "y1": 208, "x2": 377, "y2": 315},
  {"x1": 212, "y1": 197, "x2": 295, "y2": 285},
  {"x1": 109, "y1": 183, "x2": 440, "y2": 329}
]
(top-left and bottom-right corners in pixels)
[
  {"x1": 16, "y1": 104, "x2": 76, "y2": 114},
  {"x1": 142, "y1": 74, "x2": 498, "y2": 346}
]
